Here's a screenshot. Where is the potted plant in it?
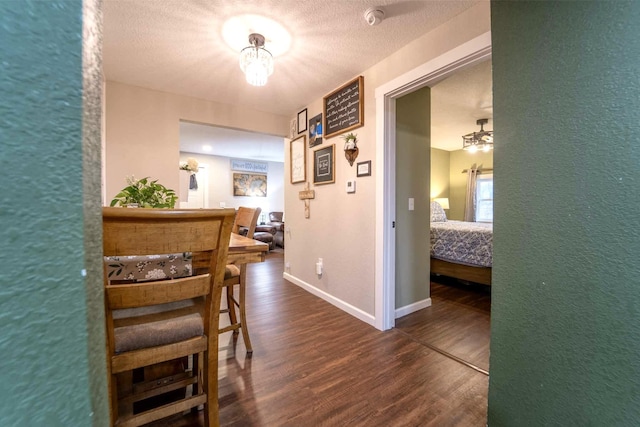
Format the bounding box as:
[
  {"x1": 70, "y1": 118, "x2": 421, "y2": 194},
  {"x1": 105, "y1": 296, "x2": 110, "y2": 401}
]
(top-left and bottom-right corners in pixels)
[
  {"x1": 110, "y1": 176, "x2": 177, "y2": 208},
  {"x1": 342, "y1": 132, "x2": 359, "y2": 166},
  {"x1": 342, "y1": 132, "x2": 358, "y2": 150}
]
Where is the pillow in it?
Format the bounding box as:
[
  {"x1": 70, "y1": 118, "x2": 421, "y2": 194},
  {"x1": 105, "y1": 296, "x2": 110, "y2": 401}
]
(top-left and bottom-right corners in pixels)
[{"x1": 430, "y1": 201, "x2": 448, "y2": 222}]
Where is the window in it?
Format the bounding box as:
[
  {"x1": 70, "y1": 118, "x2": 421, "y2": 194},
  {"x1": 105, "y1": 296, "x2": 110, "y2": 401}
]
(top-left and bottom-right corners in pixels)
[{"x1": 475, "y1": 173, "x2": 493, "y2": 222}]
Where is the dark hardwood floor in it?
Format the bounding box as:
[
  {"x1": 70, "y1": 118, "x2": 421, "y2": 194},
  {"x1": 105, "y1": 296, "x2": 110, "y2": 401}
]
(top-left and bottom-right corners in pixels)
[
  {"x1": 151, "y1": 252, "x2": 490, "y2": 427},
  {"x1": 396, "y1": 277, "x2": 491, "y2": 373}
]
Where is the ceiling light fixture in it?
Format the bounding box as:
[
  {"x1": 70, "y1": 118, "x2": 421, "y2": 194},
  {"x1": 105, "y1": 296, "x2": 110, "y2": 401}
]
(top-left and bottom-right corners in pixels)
[
  {"x1": 462, "y1": 118, "x2": 494, "y2": 153},
  {"x1": 239, "y1": 33, "x2": 273, "y2": 87}
]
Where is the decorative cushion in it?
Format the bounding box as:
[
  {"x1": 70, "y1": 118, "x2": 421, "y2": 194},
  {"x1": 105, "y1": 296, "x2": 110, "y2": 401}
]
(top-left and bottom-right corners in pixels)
[
  {"x1": 105, "y1": 253, "x2": 192, "y2": 282},
  {"x1": 113, "y1": 300, "x2": 203, "y2": 353},
  {"x1": 430, "y1": 201, "x2": 448, "y2": 222}
]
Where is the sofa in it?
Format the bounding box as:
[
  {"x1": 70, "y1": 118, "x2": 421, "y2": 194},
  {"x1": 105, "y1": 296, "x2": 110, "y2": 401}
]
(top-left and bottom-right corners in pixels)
[
  {"x1": 267, "y1": 212, "x2": 284, "y2": 249},
  {"x1": 252, "y1": 224, "x2": 275, "y2": 250}
]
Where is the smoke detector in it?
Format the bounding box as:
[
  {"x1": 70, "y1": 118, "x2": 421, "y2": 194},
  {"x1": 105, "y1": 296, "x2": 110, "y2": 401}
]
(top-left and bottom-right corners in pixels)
[{"x1": 364, "y1": 7, "x2": 385, "y2": 26}]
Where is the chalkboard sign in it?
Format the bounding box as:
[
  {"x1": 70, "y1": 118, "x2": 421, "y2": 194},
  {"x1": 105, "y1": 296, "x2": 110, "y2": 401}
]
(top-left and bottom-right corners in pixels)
[{"x1": 323, "y1": 76, "x2": 364, "y2": 139}]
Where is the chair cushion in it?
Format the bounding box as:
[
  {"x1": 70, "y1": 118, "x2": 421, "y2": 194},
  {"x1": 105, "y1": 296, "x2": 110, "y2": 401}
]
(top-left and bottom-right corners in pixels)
[
  {"x1": 105, "y1": 253, "x2": 192, "y2": 282},
  {"x1": 113, "y1": 300, "x2": 203, "y2": 353},
  {"x1": 225, "y1": 264, "x2": 240, "y2": 279}
]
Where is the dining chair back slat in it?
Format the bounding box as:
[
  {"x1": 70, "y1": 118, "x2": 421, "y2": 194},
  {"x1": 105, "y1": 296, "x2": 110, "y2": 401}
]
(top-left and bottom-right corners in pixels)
[{"x1": 103, "y1": 207, "x2": 235, "y2": 427}]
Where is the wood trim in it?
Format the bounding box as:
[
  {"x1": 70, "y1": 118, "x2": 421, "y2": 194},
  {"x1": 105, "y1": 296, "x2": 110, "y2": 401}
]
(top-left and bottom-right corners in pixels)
[
  {"x1": 106, "y1": 275, "x2": 210, "y2": 309},
  {"x1": 117, "y1": 394, "x2": 207, "y2": 427},
  {"x1": 111, "y1": 336, "x2": 207, "y2": 374},
  {"x1": 430, "y1": 258, "x2": 491, "y2": 286}
]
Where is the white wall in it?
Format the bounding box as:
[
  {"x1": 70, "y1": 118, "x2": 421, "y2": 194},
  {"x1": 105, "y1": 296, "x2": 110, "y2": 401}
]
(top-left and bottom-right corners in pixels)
[
  {"x1": 179, "y1": 152, "x2": 284, "y2": 214},
  {"x1": 283, "y1": 2, "x2": 491, "y2": 319}
]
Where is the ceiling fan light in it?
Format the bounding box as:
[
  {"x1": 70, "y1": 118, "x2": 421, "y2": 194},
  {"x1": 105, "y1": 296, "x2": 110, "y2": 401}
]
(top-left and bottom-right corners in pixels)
[{"x1": 462, "y1": 118, "x2": 493, "y2": 152}]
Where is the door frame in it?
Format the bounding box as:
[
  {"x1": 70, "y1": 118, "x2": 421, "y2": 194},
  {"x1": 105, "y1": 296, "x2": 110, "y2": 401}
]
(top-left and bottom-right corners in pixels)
[{"x1": 374, "y1": 32, "x2": 492, "y2": 331}]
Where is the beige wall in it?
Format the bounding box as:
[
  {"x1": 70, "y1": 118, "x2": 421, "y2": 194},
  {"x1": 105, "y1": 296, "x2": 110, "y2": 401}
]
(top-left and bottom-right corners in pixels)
[
  {"x1": 105, "y1": 82, "x2": 290, "y2": 204},
  {"x1": 448, "y1": 149, "x2": 493, "y2": 221},
  {"x1": 431, "y1": 148, "x2": 450, "y2": 199},
  {"x1": 104, "y1": 2, "x2": 490, "y2": 320},
  {"x1": 430, "y1": 147, "x2": 493, "y2": 221},
  {"x1": 395, "y1": 87, "x2": 431, "y2": 308},
  {"x1": 284, "y1": 2, "x2": 491, "y2": 316}
]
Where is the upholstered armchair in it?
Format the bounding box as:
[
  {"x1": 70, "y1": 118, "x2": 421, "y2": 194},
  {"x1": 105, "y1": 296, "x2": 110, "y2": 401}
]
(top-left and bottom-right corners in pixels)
[{"x1": 267, "y1": 211, "x2": 284, "y2": 248}]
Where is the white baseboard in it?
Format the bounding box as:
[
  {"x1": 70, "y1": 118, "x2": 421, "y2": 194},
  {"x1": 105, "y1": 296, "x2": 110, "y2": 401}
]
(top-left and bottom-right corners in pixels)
[
  {"x1": 283, "y1": 273, "x2": 376, "y2": 326},
  {"x1": 395, "y1": 298, "x2": 432, "y2": 319}
]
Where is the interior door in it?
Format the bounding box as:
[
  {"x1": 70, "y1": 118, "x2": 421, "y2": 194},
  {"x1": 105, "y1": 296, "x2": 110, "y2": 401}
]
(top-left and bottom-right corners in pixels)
[{"x1": 394, "y1": 86, "x2": 431, "y2": 314}]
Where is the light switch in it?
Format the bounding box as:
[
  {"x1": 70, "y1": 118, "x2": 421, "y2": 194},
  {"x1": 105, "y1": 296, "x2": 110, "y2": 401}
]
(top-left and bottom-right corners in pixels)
[{"x1": 408, "y1": 198, "x2": 414, "y2": 211}]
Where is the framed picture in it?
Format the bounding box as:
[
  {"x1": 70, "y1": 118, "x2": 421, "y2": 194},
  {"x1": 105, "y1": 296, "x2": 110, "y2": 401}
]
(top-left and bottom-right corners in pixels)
[
  {"x1": 313, "y1": 144, "x2": 335, "y2": 185},
  {"x1": 297, "y1": 108, "x2": 308, "y2": 134},
  {"x1": 323, "y1": 76, "x2": 364, "y2": 139},
  {"x1": 232, "y1": 173, "x2": 267, "y2": 197},
  {"x1": 290, "y1": 135, "x2": 306, "y2": 184},
  {"x1": 308, "y1": 113, "x2": 323, "y2": 148},
  {"x1": 356, "y1": 160, "x2": 371, "y2": 177},
  {"x1": 289, "y1": 118, "x2": 297, "y2": 138}
]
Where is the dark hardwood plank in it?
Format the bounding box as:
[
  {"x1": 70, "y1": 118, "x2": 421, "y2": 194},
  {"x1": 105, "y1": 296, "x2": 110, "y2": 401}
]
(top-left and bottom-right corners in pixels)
[
  {"x1": 396, "y1": 277, "x2": 491, "y2": 372},
  {"x1": 148, "y1": 253, "x2": 489, "y2": 426}
]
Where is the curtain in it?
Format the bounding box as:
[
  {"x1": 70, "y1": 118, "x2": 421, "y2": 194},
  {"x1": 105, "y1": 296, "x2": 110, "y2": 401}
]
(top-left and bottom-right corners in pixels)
[{"x1": 464, "y1": 164, "x2": 478, "y2": 222}]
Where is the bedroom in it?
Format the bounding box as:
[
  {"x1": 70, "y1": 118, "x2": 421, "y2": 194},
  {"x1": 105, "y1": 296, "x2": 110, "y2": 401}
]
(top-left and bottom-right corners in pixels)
[
  {"x1": 430, "y1": 58, "x2": 493, "y2": 287},
  {"x1": 395, "y1": 58, "x2": 494, "y2": 374}
]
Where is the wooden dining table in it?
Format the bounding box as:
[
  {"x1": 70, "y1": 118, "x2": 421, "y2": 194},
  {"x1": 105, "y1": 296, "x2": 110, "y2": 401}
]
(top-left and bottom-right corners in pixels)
[{"x1": 228, "y1": 232, "x2": 269, "y2": 265}]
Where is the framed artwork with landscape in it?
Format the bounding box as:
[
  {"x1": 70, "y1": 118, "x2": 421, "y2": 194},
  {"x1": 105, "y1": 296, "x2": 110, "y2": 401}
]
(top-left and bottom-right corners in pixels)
[{"x1": 233, "y1": 173, "x2": 267, "y2": 197}]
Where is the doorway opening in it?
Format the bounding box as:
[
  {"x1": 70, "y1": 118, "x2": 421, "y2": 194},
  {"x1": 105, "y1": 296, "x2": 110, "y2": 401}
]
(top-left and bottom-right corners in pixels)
[{"x1": 374, "y1": 32, "x2": 492, "y2": 331}]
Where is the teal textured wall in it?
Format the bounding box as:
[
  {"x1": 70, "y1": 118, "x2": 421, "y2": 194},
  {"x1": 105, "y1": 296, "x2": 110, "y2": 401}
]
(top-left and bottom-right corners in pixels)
[
  {"x1": 395, "y1": 87, "x2": 431, "y2": 308},
  {"x1": 488, "y1": 2, "x2": 640, "y2": 425},
  {"x1": 0, "y1": 1, "x2": 108, "y2": 425}
]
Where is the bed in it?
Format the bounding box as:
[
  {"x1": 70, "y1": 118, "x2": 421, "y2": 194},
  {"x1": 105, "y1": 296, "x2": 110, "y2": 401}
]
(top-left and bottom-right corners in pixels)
[{"x1": 430, "y1": 201, "x2": 493, "y2": 285}]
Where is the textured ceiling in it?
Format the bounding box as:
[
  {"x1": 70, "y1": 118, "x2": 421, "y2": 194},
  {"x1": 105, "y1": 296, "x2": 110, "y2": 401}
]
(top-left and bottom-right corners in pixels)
[{"x1": 103, "y1": 0, "x2": 491, "y2": 158}]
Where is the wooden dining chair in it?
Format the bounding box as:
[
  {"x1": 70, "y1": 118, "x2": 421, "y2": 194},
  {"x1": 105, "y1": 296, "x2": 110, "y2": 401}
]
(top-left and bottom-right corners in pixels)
[
  {"x1": 102, "y1": 207, "x2": 235, "y2": 427},
  {"x1": 220, "y1": 206, "x2": 261, "y2": 354}
]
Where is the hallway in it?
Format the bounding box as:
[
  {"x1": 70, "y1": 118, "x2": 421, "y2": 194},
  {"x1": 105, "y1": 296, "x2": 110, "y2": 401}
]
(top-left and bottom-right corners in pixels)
[{"x1": 160, "y1": 252, "x2": 489, "y2": 426}]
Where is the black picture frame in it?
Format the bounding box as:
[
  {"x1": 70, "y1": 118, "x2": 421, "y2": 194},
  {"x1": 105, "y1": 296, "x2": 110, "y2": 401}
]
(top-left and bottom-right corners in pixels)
[
  {"x1": 356, "y1": 160, "x2": 371, "y2": 177},
  {"x1": 297, "y1": 108, "x2": 307, "y2": 134},
  {"x1": 323, "y1": 76, "x2": 364, "y2": 139},
  {"x1": 308, "y1": 113, "x2": 323, "y2": 148},
  {"x1": 313, "y1": 144, "x2": 335, "y2": 185}
]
